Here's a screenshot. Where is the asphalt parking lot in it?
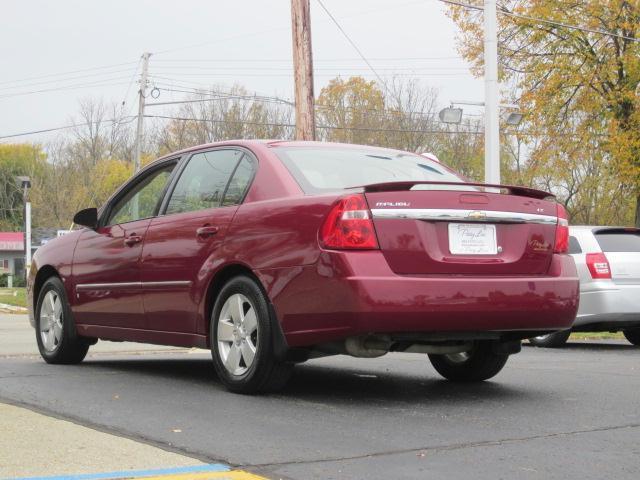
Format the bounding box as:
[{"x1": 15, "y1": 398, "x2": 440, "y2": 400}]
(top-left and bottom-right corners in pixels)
[{"x1": 1, "y1": 314, "x2": 639, "y2": 480}]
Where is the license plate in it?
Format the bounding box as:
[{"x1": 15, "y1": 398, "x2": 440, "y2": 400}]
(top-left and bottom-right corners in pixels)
[{"x1": 448, "y1": 223, "x2": 497, "y2": 255}]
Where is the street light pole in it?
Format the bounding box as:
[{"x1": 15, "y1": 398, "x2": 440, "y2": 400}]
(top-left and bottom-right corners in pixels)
[
  {"x1": 16, "y1": 176, "x2": 31, "y2": 282},
  {"x1": 484, "y1": 0, "x2": 500, "y2": 184},
  {"x1": 24, "y1": 200, "x2": 31, "y2": 277}
]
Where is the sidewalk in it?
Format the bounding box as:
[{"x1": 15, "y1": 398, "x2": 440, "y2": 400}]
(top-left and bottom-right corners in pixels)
[
  {"x1": 0, "y1": 402, "x2": 202, "y2": 478},
  {"x1": 0, "y1": 316, "x2": 268, "y2": 480},
  {"x1": 0, "y1": 403, "x2": 266, "y2": 480}
]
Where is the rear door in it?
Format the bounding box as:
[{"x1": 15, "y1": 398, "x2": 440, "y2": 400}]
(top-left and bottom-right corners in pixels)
[
  {"x1": 593, "y1": 229, "x2": 640, "y2": 285},
  {"x1": 72, "y1": 161, "x2": 177, "y2": 328},
  {"x1": 141, "y1": 148, "x2": 256, "y2": 334}
]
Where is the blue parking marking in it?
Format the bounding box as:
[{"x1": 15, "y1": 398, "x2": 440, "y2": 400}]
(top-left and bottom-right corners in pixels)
[{"x1": 3, "y1": 464, "x2": 230, "y2": 480}]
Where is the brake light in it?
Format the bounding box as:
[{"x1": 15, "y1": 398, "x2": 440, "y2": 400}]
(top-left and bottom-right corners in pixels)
[
  {"x1": 320, "y1": 194, "x2": 379, "y2": 249},
  {"x1": 554, "y1": 204, "x2": 569, "y2": 253},
  {"x1": 586, "y1": 252, "x2": 612, "y2": 279}
]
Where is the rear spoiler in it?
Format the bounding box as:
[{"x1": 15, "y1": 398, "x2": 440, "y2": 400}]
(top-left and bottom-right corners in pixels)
[{"x1": 352, "y1": 181, "x2": 555, "y2": 201}]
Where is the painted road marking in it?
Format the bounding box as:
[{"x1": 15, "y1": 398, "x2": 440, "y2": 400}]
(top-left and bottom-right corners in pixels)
[{"x1": 3, "y1": 464, "x2": 268, "y2": 480}]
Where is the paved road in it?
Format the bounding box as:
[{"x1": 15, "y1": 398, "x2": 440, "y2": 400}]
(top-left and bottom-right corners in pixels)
[{"x1": 2, "y1": 314, "x2": 639, "y2": 480}]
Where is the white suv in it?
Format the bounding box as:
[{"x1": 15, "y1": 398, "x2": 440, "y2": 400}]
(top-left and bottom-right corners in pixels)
[{"x1": 530, "y1": 226, "x2": 640, "y2": 347}]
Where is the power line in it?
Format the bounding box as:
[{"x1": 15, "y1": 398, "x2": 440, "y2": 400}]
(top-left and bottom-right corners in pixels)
[
  {"x1": 0, "y1": 117, "x2": 136, "y2": 140},
  {"x1": 152, "y1": 56, "x2": 464, "y2": 63},
  {"x1": 0, "y1": 78, "x2": 133, "y2": 100},
  {"x1": 119, "y1": 58, "x2": 143, "y2": 115},
  {"x1": 144, "y1": 113, "x2": 484, "y2": 135},
  {"x1": 437, "y1": 0, "x2": 640, "y2": 43},
  {"x1": 315, "y1": 0, "x2": 390, "y2": 92},
  {"x1": 0, "y1": 60, "x2": 139, "y2": 86},
  {"x1": 149, "y1": 72, "x2": 472, "y2": 78},
  {"x1": 0, "y1": 67, "x2": 139, "y2": 92},
  {"x1": 149, "y1": 65, "x2": 472, "y2": 71}
]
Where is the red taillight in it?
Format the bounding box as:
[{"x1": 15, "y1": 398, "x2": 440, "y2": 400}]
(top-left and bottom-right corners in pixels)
[
  {"x1": 554, "y1": 204, "x2": 569, "y2": 253},
  {"x1": 586, "y1": 252, "x2": 612, "y2": 279},
  {"x1": 320, "y1": 194, "x2": 379, "y2": 250}
]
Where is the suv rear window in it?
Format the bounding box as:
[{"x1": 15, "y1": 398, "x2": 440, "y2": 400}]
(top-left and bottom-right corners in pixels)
[
  {"x1": 595, "y1": 230, "x2": 640, "y2": 252},
  {"x1": 273, "y1": 146, "x2": 464, "y2": 193}
]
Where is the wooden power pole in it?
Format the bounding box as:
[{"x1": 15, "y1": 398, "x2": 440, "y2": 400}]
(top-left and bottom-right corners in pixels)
[{"x1": 291, "y1": 0, "x2": 316, "y2": 140}]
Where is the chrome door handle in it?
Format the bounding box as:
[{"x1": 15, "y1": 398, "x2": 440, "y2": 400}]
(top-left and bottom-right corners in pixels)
[
  {"x1": 196, "y1": 225, "x2": 219, "y2": 238},
  {"x1": 124, "y1": 234, "x2": 143, "y2": 246}
]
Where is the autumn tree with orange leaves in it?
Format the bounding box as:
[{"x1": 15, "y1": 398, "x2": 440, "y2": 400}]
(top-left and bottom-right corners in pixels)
[{"x1": 449, "y1": 0, "x2": 640, "y2": 226}]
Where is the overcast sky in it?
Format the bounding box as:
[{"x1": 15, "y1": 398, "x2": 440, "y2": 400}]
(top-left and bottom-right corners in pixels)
[{"x1": 0, "y1": 0, "x2": 484, "y2": 143}]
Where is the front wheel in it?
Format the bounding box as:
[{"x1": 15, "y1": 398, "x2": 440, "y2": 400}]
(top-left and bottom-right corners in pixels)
[
  {"x1": 210, "y1": 275, "x2": 293, "y2": 394},
  {"x1": 428, "y1": 342, "x2": 509, "y2": 382},
  {"x1": 623, "y1": 328, "x2": 640, "y2": 346},
  {"x1": 35, "y1": 277, "x2": 91, "y2": 364},
  {"x1": 528, "y1": 330, "x2": 571, "y2": 348}
]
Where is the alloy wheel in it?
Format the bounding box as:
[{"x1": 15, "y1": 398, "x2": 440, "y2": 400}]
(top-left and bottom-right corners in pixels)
[
  {"x1": 217, "y1": 293, "x2": 259, "y2": 376},
  {"x1": 40, "y1": 290, "x2": 63, "y2": 352}
]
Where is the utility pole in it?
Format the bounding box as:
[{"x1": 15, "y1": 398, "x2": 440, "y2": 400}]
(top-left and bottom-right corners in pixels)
[
  {"x1": 134, "y1": 52, "x2": 151, "y2": 173},
  {"x1": 484, "y1": 0, "x2": 500, "y2": 184},
  {"x1": 291, "y1": 0, "x2": 316, "y2": 141}
]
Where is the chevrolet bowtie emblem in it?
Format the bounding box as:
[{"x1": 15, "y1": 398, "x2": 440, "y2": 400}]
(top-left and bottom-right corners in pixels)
[{"x1": 467, "y1": 211, "x2": 487, "y2": 220}]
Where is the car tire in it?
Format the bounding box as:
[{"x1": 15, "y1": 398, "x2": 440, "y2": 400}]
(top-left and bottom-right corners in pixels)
[
  {"x1": 210, "y1": 275, "x2": 293, "y2": 394},
  {"x1": 428, "y1": 342, "x2": 509, "y2": 382},
  {"x1": 528, "y1": 330, "x2": 571, "y2": 348},
  {"x1": 623, "y1": 328, "x2": 640, "y2": 346},
  {"x1": 35, "y1": 277, "x2": 91, "y2": 364}
]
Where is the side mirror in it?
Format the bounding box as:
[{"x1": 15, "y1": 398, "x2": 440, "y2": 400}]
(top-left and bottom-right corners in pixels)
[{"x1": 73, "y1": 208, "x2": 98, "y2": 229}]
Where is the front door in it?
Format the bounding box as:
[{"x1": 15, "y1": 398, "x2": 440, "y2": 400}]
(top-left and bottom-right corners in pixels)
[
  {"x1": 72, "y1": 162, "x2": 177, "y2": 329},
  {"x1": 141, "y1": 148, "x2": 256, "y2": 334}
]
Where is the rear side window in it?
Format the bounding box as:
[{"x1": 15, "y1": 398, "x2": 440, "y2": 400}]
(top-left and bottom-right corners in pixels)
[
  {"x1": 273, "y1": 147, "x2": 464, "y2": 194},
  {"x1": 166, "y1": 149, "x2": 243, "y2": 215},
  {"x1": 222, "y1": 157, "x2": 255, "y2": 206},
  {"x1": 568, "y1": 236, "x2": 582, "y2": 254},
  {"x1": 595, "y1": 231, "x2": 640, "y2": 252}
]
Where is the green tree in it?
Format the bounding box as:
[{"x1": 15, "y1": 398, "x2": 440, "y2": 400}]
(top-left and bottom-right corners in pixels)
[{"x1": 0, "y1": 143, "x2": 46, "y2": 231}]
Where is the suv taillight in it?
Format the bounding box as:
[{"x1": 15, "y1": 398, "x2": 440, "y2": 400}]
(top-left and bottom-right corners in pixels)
[
  {"x1": 586, "y1": 252, "x2": 612, "y2": 279},
  {"x1": 320, "y1": 194, "x2": 379, "y2": 250},
  {"x1": 554, "y1": 204, "x2": 569, "y2": 253}
]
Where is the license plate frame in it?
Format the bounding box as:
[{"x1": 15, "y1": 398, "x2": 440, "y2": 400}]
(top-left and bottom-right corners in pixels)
[{"x1": 448, "y1": 223, "x2": 497, "y2": 255}]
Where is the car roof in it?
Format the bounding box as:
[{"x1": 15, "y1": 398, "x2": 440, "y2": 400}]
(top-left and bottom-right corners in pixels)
[{"x1": 153, "y1": 139, "x2": 419, "y2": 163}]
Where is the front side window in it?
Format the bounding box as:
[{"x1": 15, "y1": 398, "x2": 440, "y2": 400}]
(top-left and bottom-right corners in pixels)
[
  {"x1": 106, "y1": 163, "x2": 175, "y2": 226},
  {"x1": 166, "y1": 149, "x2": 246, "y2": 215}
]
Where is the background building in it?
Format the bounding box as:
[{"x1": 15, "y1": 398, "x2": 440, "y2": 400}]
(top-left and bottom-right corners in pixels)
[{"x1": 0, "y1": 232, "x2": 25, "y2": 280}]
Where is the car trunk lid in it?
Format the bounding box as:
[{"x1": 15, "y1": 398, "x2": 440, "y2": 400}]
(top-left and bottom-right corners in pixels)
[{"x1": 363, "y1": 181, "x2": 560, "y2": 275}]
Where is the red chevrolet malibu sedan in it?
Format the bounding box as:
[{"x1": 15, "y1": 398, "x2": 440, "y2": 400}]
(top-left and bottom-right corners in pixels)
[{"x1": 27, "y1": 140, "x2": 579, "y2": 393}]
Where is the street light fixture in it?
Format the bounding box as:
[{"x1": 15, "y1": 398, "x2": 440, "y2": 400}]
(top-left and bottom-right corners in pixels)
[
  {"x1": 438, "y1": 107, "x2": 463, "y2": 125},
  {"x1": 505, "y1": 111, "x2": 524, "y2": 126}
]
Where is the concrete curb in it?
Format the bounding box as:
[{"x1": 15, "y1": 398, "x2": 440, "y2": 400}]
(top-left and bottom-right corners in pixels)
[{"x1": 0, "y1": 303, "x2": 27, "y2": 314}]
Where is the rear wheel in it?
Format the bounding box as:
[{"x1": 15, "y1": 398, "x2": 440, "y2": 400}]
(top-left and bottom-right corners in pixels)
[
  {"x1": 528, "y1": 330, "x2": 571, "y2": 348},
  {"x1": 428, "y1": 342, "x2": 509, "y2": 382},
  {"x1": 210, "y1": 275, "x2": 292, "y2": 394},
  {"x1": 623, "y1": 328, "x2": 640, "y2": 346},
  {"x1": 35, "y1": 277, "x2": 91, "y2": 364}
]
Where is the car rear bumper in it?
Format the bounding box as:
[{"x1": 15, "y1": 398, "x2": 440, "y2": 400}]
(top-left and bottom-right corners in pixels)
[
  {"x1": 574, "y1": 284, "x2": 640, "y2": 329},
  {"x1": 265, "y1": 251, "x2": 579, "y2": 347}
]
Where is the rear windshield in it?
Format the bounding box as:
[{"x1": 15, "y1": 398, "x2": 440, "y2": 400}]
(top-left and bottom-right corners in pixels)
[
  {"x1": 273, "y1": 146, "x2": 464, "y2": 193},
  {"x1": 595, "y1": 231, "x2": 640, "y2": 252}
]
